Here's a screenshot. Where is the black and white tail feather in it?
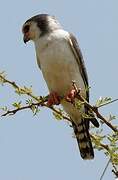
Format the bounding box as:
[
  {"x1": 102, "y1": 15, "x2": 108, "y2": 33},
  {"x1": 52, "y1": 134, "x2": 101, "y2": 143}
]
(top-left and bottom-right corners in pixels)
[{"x1": 72, "y1": 119, "x2": 94, "y2": 159}]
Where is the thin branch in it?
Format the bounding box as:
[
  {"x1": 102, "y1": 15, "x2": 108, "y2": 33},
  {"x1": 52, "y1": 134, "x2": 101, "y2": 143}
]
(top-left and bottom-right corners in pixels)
[
  {"x1": 92, "y1": 107, "x2": 117, "y2": 132},
  {"x1": 0, "y1": 75, "x2": 118, "y2": 132},
  {"x1": 92, "y1": 134, "x2": 118, "y2": 178},
  {"x1": 98, "y1": 98, "x2": 118, "y2": 108},
  {"x1": 112, "y1": 163, "x2": 118, "y2": 178},
  {"x1": 1, "y1": 98, "x2": 70, "y2": 121},
  {"x1": 0, "y1": 74, "x2": 19, "y2": 89},
  {"x1": 0, "y1": 74, "x2": 40, "y2": 101},
  {"x1": 100, "y1": 158, "x2": 111, "y2": 180},
  {"x1": 1, "y1": 101, "x2": 46, "y2": 116},
  {"x1": 72, "y1": 81, "x2": 118, "y2": 132},
  {"x1": 49, "y1": 106, "x2": 71, "y2": 121},
  {"x1": 91, "y1": 134, "x2": 110, "y2": 151}
]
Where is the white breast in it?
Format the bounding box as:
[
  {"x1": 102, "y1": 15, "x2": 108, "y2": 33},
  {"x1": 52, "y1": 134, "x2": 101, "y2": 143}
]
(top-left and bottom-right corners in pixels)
[{"x1": 35, "y1": 29, "x2": 85, "y2": 97}]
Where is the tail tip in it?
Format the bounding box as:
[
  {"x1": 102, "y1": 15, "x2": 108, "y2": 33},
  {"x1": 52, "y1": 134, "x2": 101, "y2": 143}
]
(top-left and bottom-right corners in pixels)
[{"x1": 81, "y1": 152, "x2": 94, "y2": 160}]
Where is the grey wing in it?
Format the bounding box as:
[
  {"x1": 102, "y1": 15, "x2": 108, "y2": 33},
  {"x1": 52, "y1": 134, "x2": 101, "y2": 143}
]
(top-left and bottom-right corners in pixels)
[
  {"x1": 68, "y1": 33, "x2": 99, "y2": 128},
  {"x1": 68, "y1": 33, "x2": 89, "y2": 102},
  {"x1": 36, "y1": 53, "x2": 41, "y2": 69}
]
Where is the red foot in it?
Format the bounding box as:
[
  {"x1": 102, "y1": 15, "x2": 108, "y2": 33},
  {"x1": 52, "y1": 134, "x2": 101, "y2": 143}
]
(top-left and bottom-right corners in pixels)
[
  {"x1": 47, "y1": 92, "x2": 61, "y2": 106},
  {"x1": 65, "y1": 89, "x2": 77, "y2": 103}
]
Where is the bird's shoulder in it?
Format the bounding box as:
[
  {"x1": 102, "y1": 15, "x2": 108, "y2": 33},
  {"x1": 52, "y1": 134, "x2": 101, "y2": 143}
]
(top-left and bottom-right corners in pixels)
[
  {"x1": 47, "y1": 29, "x2": 70, "y2": 42},
  {"x1": 35, "y1": 29, "x2": 69, "y2": 54},
  {"x1": 53, "y1": 29, "x2": 69, "y2": 36}
]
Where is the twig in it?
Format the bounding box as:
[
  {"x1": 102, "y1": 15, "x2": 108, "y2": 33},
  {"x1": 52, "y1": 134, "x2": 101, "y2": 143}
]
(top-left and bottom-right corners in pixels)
[
  {"x1": 91, "y1": 134, "x2": 118, "y2": 178},
  {"x1": 0, "y1": 74, "x2": 40, "y2": 101},
  {"x1": 49, "y1": 106, "x2": 71, "y2": 121},
  {"x1": 0, "y1": 74, "x2": 19, "y2": 89},
  {"x1": 0, "y1": 75, "x2": 118, "y2": 132},
  {"x1": 2, "y1": 101, "x2": 46, "y2": 116},
  {"x1": 112, "y1": 164, "x2": 118, "y2": 178},
  {"x1": 112, "y1": 170, "x2": 118, "y2": 178},
  {"x1": 1, "y1": 97, "x2": 70, "y2": 121},
  {"x1": 91, "y1": 134, "x2": 110, "y2": 151},
  {"x1": 100, "y1": 158, "x2": 111, "y2": 180},
  {"x1": 98, "y1": 98, "x2": 118, "y2": 108},
  {"x1": 72, "y1": 81, "x2": 118, "y2": 132}
]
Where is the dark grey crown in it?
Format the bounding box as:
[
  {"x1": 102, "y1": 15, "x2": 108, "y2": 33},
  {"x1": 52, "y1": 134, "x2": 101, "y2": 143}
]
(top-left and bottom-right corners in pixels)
[{"x1": 25, "y1": 14, "x2": 62, "y2": 36}]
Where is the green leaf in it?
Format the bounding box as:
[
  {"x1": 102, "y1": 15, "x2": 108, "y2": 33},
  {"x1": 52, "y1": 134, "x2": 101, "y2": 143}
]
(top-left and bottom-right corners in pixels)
[
  {"x1": 75, "y1": 100, "x2": 84, "y2": 109},
  {"x1": 12, "y1": 101, "x2": 22, "y2": 109},
  {"x1": 33, "y1": 106, "x2": 40, "y2": 116},
  {"x1": 0, "y1": 106, "x2": 8, "y2": 112},
  {"x1": 108, "y1": 114, "x2": 116, "y2": 122},
  {"x1": 26, "y1": 99, "x2": 33, "y2": 105},
  {"x1": 31, "y1": 105, "x2": 40, "y2": 115},
  {"x1": 0, "y1": 71, "x2": 6, "y2": 84},
  {"x1": 95, "y1": 97, "x2": 112, "y2": 107},
  {"x1": 53, "y1": 112, "x2": 63, "y2": 120},
  {"x1": 15, "y1": 86, "x2": 33, "y2": 95},
  {"x1": 52, "y1": 108, "x2": 64, "y2": 121}
]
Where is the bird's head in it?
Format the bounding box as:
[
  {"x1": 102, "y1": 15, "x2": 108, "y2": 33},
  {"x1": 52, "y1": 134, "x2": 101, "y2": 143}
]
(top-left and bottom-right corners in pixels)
[
  {"x1": 22, "y1": 14, "x2": 62, "y2": 43},
  {"x1": 22, "y1": 20, "x2": 39, "y2": 43}
]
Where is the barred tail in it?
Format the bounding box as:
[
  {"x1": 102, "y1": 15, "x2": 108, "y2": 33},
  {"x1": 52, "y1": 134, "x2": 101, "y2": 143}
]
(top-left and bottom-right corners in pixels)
[{"x1": 72, "y1": 119, "x2": 94, "y2": 160}]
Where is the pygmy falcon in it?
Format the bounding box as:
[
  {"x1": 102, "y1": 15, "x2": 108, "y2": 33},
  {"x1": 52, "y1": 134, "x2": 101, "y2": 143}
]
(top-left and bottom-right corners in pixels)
[{"x1": 22, "y1": 14, "x2": 99, "y2": 159}]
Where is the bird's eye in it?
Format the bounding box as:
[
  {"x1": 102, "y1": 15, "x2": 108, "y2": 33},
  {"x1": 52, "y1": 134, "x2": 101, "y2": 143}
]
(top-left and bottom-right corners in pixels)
[{"x1": 23, "y1": 25, "x2": 30, "y2": 33}]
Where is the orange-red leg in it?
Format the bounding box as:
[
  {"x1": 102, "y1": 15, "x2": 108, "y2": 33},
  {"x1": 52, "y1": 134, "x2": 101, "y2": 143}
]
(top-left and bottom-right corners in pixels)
[
  {"x1": 47, "y1": 92, "x2": 61, "y2": 106},
  {"x1": 65, "y1": 89, "x2": 77, "y2": 103}
]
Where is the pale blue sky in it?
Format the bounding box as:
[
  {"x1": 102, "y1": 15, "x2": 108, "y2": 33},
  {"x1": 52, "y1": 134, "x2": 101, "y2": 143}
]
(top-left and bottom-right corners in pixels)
[{"x1": 0, "y1": 0, "x2": 118, "y2": 179}]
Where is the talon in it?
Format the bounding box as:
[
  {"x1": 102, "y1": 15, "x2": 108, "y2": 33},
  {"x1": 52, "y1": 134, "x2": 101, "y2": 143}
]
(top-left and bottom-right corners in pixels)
[
  {"x1": 47, "y1": 92, "x2": 61, "y2": 106},
  {"x1": 65, "y1": 89, "x2": 77, "y2": 103}
]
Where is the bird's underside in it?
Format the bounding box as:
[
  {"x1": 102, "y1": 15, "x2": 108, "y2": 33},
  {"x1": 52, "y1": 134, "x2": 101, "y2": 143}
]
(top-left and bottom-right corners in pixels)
[{"x1": 35, "y1": 30, "x2": 97, "y2": 159}]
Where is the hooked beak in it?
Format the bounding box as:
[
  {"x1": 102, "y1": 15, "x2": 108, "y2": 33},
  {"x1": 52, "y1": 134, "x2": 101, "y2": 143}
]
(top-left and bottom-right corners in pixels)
[{"x1": 23, "y1": 32, "x2": 30, "y2": 44}]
